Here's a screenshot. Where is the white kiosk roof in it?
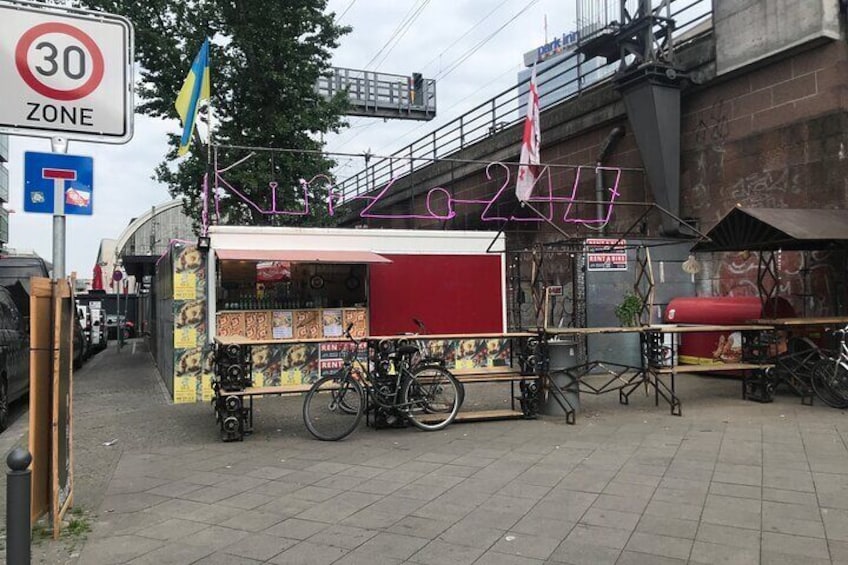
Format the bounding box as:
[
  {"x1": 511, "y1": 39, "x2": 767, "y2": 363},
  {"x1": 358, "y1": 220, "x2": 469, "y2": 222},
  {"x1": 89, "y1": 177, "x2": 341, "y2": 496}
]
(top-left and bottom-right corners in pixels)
[{"x1": 208, "y1": 226, "x2": 506, "y2": 257}]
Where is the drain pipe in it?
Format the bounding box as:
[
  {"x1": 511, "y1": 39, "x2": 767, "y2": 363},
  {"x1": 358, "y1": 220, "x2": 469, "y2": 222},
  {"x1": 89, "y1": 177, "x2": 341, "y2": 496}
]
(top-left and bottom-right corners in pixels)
[{"x1": 595, "y1": 126, "x2": 626, "y2": 235}]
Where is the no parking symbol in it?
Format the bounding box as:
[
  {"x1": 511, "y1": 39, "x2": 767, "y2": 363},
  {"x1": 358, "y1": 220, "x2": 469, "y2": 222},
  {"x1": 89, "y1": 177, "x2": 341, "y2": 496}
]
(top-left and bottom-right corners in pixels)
[{"x1": 0, "y1": 1, "x2": 134, "y2": 143}]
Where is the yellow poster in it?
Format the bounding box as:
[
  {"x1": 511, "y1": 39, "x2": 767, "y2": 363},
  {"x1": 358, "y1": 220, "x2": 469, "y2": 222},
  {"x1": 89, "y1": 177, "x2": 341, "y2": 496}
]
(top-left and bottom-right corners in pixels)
[
  {"x1": 251, "y1": 372, "x2": 265, "y2": 398},
  {"x1": 174, "y1": 327, "x2": 197, "y2": 348},
  {"x1": 455, "y1": 358, "x2": 475, "y2": 370},
  {"x1": 174, "y1": 376, "x2": 198, "y2": 404},
  {"x1": 174, "y1": 273, "x2": 197, "y2": 300},
  {"x1": 281, "y1": 369, "x2": 302, "y2": 386},
  {"x1": 201, "y1": 374, "x2": 214, "y2": 402}
]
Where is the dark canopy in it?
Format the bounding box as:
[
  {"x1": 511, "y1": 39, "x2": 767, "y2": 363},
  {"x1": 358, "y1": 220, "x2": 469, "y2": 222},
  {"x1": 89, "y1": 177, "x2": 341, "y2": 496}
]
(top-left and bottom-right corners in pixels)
[{"x1": 691, "y1": 207, "x2": 848, "y2": 252}]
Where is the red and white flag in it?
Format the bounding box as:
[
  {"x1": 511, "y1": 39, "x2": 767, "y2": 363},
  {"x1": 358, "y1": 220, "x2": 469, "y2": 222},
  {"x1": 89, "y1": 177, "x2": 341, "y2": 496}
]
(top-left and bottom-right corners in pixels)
[{"x1": 516, "y1": 64, "x2": 541, "y2": 202}]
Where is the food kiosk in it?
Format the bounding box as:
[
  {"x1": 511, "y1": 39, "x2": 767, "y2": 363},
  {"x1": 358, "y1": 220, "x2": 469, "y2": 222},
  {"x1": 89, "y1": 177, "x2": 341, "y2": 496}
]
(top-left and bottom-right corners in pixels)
[{"x1": 166, "y1": 226, "x2": 508, "y2": 403}]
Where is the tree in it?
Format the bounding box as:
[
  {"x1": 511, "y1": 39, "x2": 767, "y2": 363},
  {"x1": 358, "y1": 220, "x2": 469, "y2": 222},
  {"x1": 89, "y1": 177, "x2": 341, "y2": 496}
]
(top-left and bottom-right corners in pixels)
[{"x1": 75, "y1": 0, "x2": 350, "y2": 230}]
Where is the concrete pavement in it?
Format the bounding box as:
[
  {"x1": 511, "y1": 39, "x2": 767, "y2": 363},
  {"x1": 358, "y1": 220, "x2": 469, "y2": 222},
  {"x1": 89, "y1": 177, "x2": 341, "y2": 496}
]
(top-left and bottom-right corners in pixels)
[{"x1": 10, "y1": 340, "x2": 848, "y2": 564}]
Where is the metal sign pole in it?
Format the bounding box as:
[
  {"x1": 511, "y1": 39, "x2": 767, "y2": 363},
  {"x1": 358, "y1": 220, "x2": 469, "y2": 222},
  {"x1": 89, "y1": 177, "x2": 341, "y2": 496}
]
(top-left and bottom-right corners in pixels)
[
  {"x1": 117, "y1": 277, "x2": 123, "y2": 350},
  {"x1": 50, "y1": 136, "x2": 68, "y2": 280}
]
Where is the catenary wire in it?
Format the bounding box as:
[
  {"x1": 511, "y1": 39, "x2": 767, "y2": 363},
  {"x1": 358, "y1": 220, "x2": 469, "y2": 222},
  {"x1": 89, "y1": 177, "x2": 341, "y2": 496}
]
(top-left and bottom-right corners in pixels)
[{"x1": 364, "y1": 0, "x2": 430, "y2": 70}]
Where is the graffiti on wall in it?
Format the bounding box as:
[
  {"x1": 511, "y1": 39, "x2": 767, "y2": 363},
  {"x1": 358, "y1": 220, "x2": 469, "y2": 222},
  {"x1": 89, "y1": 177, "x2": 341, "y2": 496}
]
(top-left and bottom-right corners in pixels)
[
  {"x1": 694, "y1": 98, "x2": 730, "y2": 148},
  {"x1": 688, "y1": 99, "x2": 731, "y2": 213},
  {"x1": 714, "y1": 250, "x2": 836, "y2": 317},
  {"x1": 722, "y1": 169, "x2": 801, "y2": 208}
]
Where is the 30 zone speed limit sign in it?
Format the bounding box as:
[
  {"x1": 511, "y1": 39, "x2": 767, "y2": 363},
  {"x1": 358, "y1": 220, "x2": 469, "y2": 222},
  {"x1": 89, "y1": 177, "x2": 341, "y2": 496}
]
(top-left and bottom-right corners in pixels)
[{"x1": 0, "y1": 1, "x2": 134, "y2": 143}]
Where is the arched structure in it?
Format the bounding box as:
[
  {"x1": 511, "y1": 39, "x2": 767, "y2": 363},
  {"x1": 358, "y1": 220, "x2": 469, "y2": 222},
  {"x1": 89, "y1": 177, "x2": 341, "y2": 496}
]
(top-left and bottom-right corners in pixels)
[{"x1": 115, "y1": 199, "x2": 196, "y2": 286}]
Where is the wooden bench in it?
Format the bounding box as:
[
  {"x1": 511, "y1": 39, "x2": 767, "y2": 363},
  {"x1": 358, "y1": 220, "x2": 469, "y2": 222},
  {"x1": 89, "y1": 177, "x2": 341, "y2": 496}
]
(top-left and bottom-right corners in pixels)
[
  {"x1": 219, "y1": 385, "x2": 313, "y2": 396},
  {"x1": 448, "y1": 366, "x2": 536, "y2": 422},
  {"x1": 216, "y1": 367, "x2": 538, "y2": 436},
  {"x1": 450, "y1": 366, "x2": 528, "y2": 383},
  {"x1": 650, "y1": 362, "x2": 777, "y2": 409},
  {"x1": 653, "y1": 363, "x2": 775, "y2": 375}
]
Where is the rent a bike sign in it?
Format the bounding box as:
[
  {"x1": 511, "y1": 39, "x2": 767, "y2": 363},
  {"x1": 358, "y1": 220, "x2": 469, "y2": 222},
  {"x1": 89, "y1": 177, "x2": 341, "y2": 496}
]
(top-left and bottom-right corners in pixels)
[{"x1": 0, "y1": 0, "x2": 134, "y2": 143}]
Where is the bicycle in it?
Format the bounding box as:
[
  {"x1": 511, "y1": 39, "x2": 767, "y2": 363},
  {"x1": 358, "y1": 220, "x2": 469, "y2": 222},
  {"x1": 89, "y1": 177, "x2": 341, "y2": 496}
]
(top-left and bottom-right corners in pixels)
[
  {"x1": 811, "y1": 326, "x2": 848, "y2": 409},
  {"x1": 400, "y1": 317, "x2": 466, "y2": 408},
  {"x1": 302, "y1": 324, "x2": 463, "y2": 441}
]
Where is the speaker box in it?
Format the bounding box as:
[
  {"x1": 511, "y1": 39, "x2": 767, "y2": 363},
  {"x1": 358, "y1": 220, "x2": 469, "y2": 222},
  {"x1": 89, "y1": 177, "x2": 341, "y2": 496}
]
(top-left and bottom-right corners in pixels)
[
  {"x1": 215, "y1": 343, "x2": 252, "y2": 391},
  {"x1": 218, "y1": 394, "x2": 251, "y2": 442}
]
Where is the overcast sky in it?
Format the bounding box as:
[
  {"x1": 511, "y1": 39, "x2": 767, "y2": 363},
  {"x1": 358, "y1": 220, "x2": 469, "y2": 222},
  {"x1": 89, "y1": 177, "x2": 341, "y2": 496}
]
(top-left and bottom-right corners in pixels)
[{"x1": 6, "y1": 0, "x2": 578, "y2": 277}]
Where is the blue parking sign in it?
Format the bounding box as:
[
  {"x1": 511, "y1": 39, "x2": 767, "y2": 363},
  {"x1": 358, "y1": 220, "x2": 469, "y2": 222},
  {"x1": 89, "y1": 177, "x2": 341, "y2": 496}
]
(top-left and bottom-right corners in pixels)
[{"x1": 24, "y1": 152, "x2": 94, "y2": 215}]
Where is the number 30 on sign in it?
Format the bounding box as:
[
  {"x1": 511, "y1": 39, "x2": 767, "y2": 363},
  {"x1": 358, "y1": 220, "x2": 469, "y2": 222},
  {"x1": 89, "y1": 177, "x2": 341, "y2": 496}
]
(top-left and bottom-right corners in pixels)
[{"x1": 0, "y1": 2, "x2": 134, "y2": 144}]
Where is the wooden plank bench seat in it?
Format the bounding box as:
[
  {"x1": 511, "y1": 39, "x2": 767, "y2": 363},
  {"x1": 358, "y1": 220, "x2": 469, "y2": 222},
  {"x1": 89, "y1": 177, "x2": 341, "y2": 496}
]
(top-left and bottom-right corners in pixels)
[
  {"x1": 448, "y1": 368, "x2": 536, "y2": 421},
  {"x1": 420, "y1": 409, "x2": 526, "y2": 423},
  {"x1": 218, "y1": 367, "x2": 535, "y2": 398},
  {"x1": 654, "y1": 363, "x2": 774, "y2": 374},
  {"x1": 450, "y1": 366, "x2": 529, "y2": 383},
  {"x1": 219, "y1": 384, "x2": 321, "y2": 396}
]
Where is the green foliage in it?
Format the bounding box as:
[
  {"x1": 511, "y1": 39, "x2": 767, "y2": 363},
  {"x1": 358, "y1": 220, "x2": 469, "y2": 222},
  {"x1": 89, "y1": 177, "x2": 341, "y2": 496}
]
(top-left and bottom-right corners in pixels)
[
  {"x1": 29, "y1": 507, "x2": 92, "y2": 548},
  {"x1": 74, "y1": 0, "x2": 351, "y2": 230},
  {"x1": 614, "y1": 292, "x2": 643, "y2": 327},
  {"x1": 66, "y1": 516, "x2": 91, "y2": 537}
]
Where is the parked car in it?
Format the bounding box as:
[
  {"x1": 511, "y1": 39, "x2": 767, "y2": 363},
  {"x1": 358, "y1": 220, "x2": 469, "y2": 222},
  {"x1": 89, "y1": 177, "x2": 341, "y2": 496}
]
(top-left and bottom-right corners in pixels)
[
  {"x1": 73, "y1": 308, "x2": 89, "y2": 370},
  {"x1": 0, "y1": 284, "x2": 29, "y2": 431},
  {"x1": 0, "y1": 253, "x2": 50, "y2": 293},
  {"x1": 105, "y1": 315, "x2": 135, "y2": 340},
  {"x1": 85, "y1": 301, "x2": 107, "y2": 353}
]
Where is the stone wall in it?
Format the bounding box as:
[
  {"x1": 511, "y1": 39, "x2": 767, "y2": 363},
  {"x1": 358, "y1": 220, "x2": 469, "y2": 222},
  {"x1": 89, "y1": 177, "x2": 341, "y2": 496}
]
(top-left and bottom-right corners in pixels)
[{"x1": 682, "y1": 40, "x2": 848, "y2": 224}]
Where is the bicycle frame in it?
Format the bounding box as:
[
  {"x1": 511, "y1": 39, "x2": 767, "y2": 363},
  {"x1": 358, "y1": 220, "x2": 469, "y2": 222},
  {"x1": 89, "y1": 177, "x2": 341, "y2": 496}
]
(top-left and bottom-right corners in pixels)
[
  {"x1": 833, "y1": 327, "x2": 848, "y2": 371},
  {"x1": 338, "y1": 332, "x2": 421, "y2": 414}
]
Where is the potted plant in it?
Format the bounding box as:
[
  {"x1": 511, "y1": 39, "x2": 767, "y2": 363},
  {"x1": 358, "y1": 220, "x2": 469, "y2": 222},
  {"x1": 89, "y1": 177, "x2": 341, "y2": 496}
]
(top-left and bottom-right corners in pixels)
[{"x1": 614, "y1": 292, "x2": 643, "y2": 327}]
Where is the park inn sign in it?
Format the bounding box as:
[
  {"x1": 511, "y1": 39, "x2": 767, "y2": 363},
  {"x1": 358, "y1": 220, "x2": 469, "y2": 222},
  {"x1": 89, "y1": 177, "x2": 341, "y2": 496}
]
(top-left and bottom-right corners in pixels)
[
  {"x1": 523, "y1": 30, "x2": 581, "y2": 67},
  {"x1": 0, "y1": 0, "x2": 134, "y2": 144}
]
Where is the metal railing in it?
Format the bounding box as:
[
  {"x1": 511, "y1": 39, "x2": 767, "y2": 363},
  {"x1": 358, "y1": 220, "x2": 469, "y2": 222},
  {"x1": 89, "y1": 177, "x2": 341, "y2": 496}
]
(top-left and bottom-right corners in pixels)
[
  {"x1": 317, "y1": 67, "x2": 436, "y2": 120},
  {"x1": 335, "y1": 0, "x2": 712, "y2": 203}
]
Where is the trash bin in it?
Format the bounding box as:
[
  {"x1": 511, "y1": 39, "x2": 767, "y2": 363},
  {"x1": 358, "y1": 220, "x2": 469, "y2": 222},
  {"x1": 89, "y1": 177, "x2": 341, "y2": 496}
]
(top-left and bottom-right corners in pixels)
[{"x1": 543, "y1": 339, "x2": 580, "y2": 416}]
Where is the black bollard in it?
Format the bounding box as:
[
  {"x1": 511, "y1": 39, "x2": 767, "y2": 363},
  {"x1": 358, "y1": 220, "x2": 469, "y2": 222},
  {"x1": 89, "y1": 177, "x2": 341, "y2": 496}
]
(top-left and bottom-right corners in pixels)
[{"x1": 6, "y1": 447, "x2": 32, "y2": 565}]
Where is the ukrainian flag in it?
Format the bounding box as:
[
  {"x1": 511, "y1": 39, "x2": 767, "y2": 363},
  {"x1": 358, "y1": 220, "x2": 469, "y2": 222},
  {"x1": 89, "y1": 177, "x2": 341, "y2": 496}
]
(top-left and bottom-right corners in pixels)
[{"x1": 175, "y1": 39, "x2": 210, "y2": 156}]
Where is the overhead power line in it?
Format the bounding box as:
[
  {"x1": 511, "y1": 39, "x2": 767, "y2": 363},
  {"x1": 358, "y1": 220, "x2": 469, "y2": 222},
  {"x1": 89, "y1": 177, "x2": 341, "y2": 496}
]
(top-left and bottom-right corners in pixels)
[
  {"x1": 364, "y1": 0, "x2": 431, "y2": 70},
  {"x1": 373, "y1": 63, "x2": 523, "y2": 156},
  {"x1": 337, "y1": 0, "x2": 357, "y2": 21},
  {"x1": 436, "y1": 0, "x2": 541, "y2": 80},
  {"x1": 371, "y1": 0, "x2": 433, "y2": 70},
  {"x1": 418, "y1": 0, "x2": 512, "y2": 75}
]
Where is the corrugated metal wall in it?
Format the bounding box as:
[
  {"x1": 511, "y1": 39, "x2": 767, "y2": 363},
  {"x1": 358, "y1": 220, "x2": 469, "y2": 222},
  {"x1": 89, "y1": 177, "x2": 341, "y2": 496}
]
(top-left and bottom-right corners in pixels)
[{"x1": 153, "y1": 252, "x2": 174, "y2": 395}]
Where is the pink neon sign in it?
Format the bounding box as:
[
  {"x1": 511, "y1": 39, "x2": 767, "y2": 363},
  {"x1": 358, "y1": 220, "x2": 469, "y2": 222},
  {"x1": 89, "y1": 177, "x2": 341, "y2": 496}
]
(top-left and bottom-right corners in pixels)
[{"x1": 203, "y1": 163, "x2": 623, "y2": 230}]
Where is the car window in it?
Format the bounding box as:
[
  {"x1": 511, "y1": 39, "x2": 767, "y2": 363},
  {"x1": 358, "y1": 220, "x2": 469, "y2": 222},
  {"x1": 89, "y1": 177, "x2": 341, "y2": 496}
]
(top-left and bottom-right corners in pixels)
[{"x1": 0, "y1": 257, "x2": 50, "y2": 294}]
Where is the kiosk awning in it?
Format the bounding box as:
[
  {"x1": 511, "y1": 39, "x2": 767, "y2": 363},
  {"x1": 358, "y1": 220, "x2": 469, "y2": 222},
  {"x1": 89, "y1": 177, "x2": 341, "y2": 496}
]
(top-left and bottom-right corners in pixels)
[
  {"x1": 691, "y1": 207, "x2": 848, "y2": 252},
  {"x1": 214, "y1": 249, "x2": 392, "y2": 263}
]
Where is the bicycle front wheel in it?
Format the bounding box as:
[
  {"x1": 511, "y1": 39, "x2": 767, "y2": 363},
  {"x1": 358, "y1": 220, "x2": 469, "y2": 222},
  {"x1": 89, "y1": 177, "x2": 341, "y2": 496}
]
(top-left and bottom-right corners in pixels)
[
  {"x1": 403, "y1": 365, "x2": 461, "y2": 431},
  {"x1": 811, "y1": 357, "x2": 848, "y2": 409},
  {"x1": 303, "y1": 373, "x2": 365, "y2": 441}
]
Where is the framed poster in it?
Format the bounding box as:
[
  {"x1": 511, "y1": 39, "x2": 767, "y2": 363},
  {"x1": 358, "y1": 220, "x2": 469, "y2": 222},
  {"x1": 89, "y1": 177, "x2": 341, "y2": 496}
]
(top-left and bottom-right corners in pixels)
[
  {"x1": 272, "y1": 311, "x2": 293, "y2": 339},
  {"x1": 322, "y1": 309, "x2": 343, "y2": 338}
]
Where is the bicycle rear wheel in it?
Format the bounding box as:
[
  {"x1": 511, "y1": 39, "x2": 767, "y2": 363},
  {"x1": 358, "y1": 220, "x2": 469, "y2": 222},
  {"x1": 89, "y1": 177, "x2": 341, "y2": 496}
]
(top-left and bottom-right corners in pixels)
[
  {"x1": 303, "y1": 373, "x2": 365, "y2": 440},
  {"x1": 403, "y1": 365, "x2": 461, "y2": 431},
  {"x1": 811, "y1": 357, "x2": 848, "y2": 409}
]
